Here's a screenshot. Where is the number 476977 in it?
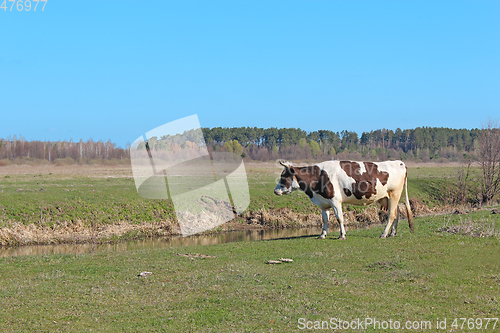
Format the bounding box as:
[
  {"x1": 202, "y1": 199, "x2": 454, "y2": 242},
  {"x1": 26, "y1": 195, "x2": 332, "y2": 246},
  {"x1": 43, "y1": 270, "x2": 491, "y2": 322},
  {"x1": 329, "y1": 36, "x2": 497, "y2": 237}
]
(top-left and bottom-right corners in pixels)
[{"x1": 1, "y1": 0, "x2": 47, "y2": 11}]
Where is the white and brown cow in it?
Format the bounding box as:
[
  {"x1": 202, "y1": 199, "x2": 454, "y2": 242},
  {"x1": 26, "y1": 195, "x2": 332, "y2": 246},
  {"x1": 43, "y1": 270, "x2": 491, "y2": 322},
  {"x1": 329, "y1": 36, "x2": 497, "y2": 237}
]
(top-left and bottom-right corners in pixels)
[{"x1": 274, "y1": 160, "x2": 414, "y2": 239}]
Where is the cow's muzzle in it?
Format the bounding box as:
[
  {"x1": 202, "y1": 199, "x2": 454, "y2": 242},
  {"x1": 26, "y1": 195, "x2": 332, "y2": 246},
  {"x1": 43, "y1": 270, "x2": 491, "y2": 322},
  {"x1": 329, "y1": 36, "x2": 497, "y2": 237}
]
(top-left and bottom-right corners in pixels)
[{"x1": 274, "y1": 189, "x2": 283, "y2": 196}]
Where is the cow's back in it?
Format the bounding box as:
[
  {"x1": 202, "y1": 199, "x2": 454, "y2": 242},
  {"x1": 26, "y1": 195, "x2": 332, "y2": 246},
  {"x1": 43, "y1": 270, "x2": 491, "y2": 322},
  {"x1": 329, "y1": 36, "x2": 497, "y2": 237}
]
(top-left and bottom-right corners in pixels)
[
  {"x1": 371, "y1": 160, "x2": 407, "y2": 190},
  {"x1": 316, "y1": 160, "x2": 407, "y2": 204}
]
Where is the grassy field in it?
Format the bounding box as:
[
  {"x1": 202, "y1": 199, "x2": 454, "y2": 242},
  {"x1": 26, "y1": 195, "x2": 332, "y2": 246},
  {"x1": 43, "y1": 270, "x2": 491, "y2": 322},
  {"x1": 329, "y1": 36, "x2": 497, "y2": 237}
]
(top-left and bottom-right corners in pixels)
[
  {"x1": 0, "y1": 209, "x2": 498, "y2": 332},
  {"x1": 0, "y1": 162, "x2": 488, "y2": 245},
  {"x1": 0, "y1": 162, "x2": 499, "y2": 331}
]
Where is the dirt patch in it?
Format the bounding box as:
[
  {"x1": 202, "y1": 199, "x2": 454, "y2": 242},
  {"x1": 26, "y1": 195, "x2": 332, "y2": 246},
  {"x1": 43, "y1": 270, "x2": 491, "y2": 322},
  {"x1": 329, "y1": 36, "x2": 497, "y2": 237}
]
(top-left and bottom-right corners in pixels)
[
  {"x1": 175, "y1": 253, "x2": 216, "y2": 259},
  {"x1": 366, "y1": 260, "x2": 404, "y2": 271}
]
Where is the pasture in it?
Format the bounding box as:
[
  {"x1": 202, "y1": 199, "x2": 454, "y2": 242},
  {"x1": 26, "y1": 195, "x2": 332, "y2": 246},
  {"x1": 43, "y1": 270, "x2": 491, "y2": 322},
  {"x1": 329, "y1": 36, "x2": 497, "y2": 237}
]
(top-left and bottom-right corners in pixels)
[
  {"x1": 0, "y1": 162, "x2": 499, "y2": 331},
  {"x1": 0, "y1": 210, "x2": 499, "y2": 332},
  {"x1": 0, "y1": 162, "x2": 484, "y2": 245}
]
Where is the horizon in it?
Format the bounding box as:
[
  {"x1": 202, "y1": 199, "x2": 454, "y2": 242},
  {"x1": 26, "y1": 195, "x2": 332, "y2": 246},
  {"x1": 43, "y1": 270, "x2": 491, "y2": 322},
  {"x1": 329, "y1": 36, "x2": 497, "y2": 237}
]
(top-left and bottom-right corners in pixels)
[
  {"x1": 1, "y1": 1, "x2": 499, "y2": 148},
  {"x1": 0, "y1": 124, "x2": 485, "y2": 149}
]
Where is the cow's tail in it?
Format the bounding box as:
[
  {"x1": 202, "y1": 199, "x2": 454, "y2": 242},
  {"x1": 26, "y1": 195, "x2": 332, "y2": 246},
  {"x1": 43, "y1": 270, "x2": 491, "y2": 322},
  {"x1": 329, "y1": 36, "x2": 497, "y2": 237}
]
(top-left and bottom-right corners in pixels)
[{"x1": 404, "y1": 170, "x2": 414, "y2": 232}]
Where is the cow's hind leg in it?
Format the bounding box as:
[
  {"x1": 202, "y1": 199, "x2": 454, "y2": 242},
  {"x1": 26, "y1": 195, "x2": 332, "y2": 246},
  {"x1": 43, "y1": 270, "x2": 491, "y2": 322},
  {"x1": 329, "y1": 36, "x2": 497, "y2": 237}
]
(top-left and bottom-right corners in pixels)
[
  {"x1": 381, "y1": 193, "x2": 401, "y2": 239},
  {"x1": 331, "y1": 201, "x2": 346, "y2": 240},
  {"x1": 389, "y1": 208, "x2": 400, "y2": 237},
  {"x1": 318, "y1": 210, "x2": 329, "y2": 239}
]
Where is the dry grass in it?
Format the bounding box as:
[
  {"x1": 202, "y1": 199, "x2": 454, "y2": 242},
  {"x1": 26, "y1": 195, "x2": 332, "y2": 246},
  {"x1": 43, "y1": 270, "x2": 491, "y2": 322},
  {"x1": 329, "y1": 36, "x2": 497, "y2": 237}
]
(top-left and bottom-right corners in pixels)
[
  {"x1": 242, "y1": 205, "x2": 393, "y2": 229},
  {"x1": 0, "y1": 220, "x2": 176, "y2": 247},
  {"x1": 439, "y1": 215, "x2": 499, "y2": 238},
  {"x1": 242, "y1": 207, "x2": 320, "y2": 228},
  {"x1": 0, "y1": 164, "x2": 133, "y2": 177},
  {"x1": 0, "y1": 199, "x2": 479, "y2": 247},
  {"x1": 407, "y1": 197, "x2": 471, "y2": 217},
  {"x1": 343, "y1": 206, "x2": 382, "y2": 225},
  {"x1": 240, "y1": 198, "x2": 476, "y2": 233},
  {"x1": 0, "y1": 160, "x2": 476, "y2": 177}
]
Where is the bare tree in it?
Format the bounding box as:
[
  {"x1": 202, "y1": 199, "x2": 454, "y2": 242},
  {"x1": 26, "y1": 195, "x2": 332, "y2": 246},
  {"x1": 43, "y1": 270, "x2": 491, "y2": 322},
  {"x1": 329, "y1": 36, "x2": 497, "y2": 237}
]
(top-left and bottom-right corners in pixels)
[
  {"x1": 478, "y1": 118, "x2": 500, "y2": 204},
  {"x1": 452, "y1": 158, "x2": 473, "y2": 205}
]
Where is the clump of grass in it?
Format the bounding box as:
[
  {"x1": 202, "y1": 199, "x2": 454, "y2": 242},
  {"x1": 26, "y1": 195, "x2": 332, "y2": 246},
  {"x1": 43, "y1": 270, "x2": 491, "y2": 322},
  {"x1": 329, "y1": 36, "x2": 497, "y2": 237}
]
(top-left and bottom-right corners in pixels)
[
  {"x1": 439, "y1": 215, "x2": 499, "y2": 238},
  {"x1": 344, "y1": 206, "x2": 382, "y2": 225},
  {"x1": 242, "y1": 207, "x2": 320, "y2": 228},
  {"x1": 407, "y1": 197, "x2": 470, "y2": 217},
  {"x1": 409, "y1": 197, "x2": 434, "y2": 215}
]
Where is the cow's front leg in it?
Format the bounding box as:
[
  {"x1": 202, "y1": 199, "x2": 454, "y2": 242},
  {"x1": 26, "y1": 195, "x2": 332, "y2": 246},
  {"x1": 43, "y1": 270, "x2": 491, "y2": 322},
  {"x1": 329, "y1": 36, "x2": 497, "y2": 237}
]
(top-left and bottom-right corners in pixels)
[
  {"x1": 331, "y1": 202, "x2": 346, "y2": 240},
  {"x1": 318, "y1": 210, "x2": 329, "y2": 239}
]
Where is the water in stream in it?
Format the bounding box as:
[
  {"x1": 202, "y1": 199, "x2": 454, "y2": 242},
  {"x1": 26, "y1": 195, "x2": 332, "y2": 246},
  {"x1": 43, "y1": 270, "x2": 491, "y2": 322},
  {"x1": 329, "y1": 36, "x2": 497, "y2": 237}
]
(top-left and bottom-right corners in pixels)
[{"x1": 0, "y1": 227, "x2": 329, "y2": 257}]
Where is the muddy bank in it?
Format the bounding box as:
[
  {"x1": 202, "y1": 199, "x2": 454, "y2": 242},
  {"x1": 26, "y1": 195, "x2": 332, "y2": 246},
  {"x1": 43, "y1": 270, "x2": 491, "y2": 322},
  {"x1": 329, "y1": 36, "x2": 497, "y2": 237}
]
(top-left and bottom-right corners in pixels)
[{"x1": 0, "y1": 198, "x2": 453, "y2": 247}]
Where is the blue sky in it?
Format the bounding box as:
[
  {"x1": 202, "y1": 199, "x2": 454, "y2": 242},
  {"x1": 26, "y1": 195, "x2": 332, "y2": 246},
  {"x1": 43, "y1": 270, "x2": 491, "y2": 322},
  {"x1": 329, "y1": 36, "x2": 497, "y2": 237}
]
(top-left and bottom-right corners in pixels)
[{"x1": 1, "y1": 1, "x2": 499, "y2": 148}]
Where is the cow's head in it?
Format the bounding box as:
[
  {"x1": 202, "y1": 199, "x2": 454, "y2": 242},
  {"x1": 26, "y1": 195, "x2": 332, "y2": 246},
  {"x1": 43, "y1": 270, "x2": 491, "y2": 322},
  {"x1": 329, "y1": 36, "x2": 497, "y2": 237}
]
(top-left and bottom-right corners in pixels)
[{"x1": 274, "y1": 160, "x2": 300, "y2": 196}]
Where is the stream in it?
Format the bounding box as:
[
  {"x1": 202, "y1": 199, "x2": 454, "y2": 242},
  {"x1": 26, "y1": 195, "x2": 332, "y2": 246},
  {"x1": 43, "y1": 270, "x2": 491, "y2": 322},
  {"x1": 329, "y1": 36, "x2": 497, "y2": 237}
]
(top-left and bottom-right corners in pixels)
[{"x1": 0, "y1": 227, "x2": 333, "y2": 257}]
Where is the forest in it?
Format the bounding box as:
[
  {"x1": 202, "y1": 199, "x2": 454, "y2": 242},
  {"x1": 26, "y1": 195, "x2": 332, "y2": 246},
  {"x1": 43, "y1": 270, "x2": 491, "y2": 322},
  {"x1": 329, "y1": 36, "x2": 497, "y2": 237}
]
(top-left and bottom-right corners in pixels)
[
  {"x1": 202, "y1": 126, "x2": 481, "y2": 162},
  {"x1": 0, "y1": 136, "x2": 128, "y2": 164},
  {"x1": 0, "y1": 126, "x2": 483, "y2": 163}
]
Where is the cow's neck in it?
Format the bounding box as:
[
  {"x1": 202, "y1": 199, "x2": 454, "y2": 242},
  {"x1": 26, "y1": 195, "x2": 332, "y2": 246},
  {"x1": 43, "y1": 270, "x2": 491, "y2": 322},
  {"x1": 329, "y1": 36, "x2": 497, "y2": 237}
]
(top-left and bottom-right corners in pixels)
[
  {"x1": 293, "y1": 165, "x2": 334, "y2": 199},
  {"x1": 293, "y1": 166, "x2": 320, "y2": 198}
]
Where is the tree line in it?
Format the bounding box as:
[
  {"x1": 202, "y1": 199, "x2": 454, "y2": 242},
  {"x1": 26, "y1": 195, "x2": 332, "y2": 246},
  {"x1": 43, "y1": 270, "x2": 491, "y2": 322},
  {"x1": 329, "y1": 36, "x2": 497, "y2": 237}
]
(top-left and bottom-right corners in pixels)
[
  {"x1": 0, "y1": 135, "x2": 129, "y2": 162},
  {"x1": 203, "y1": 126, "x2": 481, "y2": 162},
  {"x1": 0, "y1": 126, "x2": 484, "y2": 163}
]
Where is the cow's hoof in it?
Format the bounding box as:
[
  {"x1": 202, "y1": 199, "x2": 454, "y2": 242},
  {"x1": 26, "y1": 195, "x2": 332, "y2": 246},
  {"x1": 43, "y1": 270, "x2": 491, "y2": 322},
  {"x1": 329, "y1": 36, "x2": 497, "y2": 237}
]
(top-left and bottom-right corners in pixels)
[
  {"x1": 317, "y1": 234, "x2": 326, "y2": 240},
  {"x1": 388, "y1": 233, "x2": 397, "y2": 237},
  {"x1": 380, "y1": 235, "x2": 387, "y2": 239},
  {"x1": 338, "y1": 236, "x2": 346, "y2": 240}
]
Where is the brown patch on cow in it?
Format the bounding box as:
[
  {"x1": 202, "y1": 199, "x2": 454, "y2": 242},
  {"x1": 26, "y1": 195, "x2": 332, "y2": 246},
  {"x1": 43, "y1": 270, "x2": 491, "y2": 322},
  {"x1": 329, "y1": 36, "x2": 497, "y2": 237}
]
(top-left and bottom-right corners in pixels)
[
  {"x1": 340, "y1": 161, "x2": 389, "y2": 200},
  {"x1": 292, "y1": 165, "x2": 334, "y2": 199}
]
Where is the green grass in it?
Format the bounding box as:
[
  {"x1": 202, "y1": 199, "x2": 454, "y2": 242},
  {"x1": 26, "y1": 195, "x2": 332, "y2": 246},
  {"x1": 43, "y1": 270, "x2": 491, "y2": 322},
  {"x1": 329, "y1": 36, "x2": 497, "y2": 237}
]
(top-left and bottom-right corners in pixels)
[
  {"x1": 0, "y1": 164, "x2": 499, "y2": 331},
  {"x1": 0, "y1": 209, "x2": 498, "y2": 332},
  {"x1": 0, "y1": 164, "x2": 487, "y2": 227},
  {"x1": 0, "y1": 169, "x2": 334, "y2": 228},
  {"x1": 0, "y1": 174, "x2": 176, "y2": 227},
  {"x1": 406, "y1": 165, "x2": 483, "y2": 206}
]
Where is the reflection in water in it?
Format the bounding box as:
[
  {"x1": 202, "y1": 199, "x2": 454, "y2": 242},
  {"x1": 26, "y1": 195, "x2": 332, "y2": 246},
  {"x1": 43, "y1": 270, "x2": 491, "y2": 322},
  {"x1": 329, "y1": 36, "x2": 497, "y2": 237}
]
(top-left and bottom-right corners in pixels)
[{"x1": 0, "y1": 226, "x2": 359, "y2": 257}]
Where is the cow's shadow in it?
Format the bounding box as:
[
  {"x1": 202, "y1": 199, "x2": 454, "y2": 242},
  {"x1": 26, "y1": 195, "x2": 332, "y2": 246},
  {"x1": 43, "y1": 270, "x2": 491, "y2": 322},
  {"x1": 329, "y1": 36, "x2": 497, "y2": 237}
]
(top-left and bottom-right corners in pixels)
[
  {"x1": 262, "y1": 230, "x2": 391, "y2": 241},
  {"x1": 262, "y1": 233, "x2": 381, "y2": 241},
  {"x1": 262, "y1": 234, "x2": 318, "y2": 242}
]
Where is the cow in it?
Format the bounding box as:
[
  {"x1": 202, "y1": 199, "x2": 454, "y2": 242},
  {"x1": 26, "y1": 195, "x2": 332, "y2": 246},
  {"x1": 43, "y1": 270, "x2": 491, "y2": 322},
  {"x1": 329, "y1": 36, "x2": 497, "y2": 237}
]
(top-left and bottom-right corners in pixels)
[{"x1": 274, "y1": 160, "x2": 414, "y2": 239}]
